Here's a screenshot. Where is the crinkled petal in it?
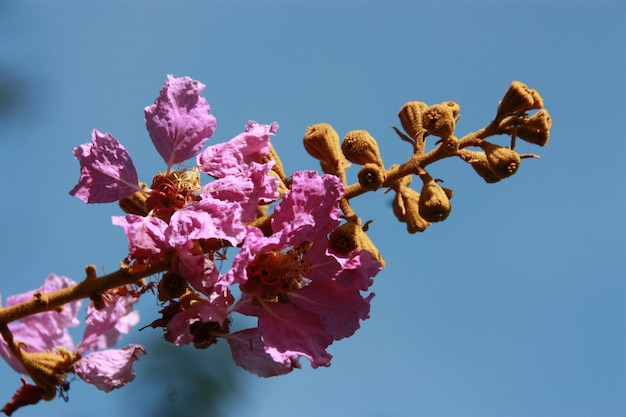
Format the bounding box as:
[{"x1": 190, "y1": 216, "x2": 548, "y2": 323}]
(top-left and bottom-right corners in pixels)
[
  {"x1": 197, "y1": 121, "x2": 277, "y2": 177},
  {"x1": 259, "y1": 303, "x2": 333, "y2": 368},
  {"x1": 289, "y1": 278, "x2": 374, "y2": 340},
  {"x1": 112, "y1": 214, "x2": 170, "y2": 263},
  {"x1": 167, "y1": 196, "x2": 246, "y2": 248},
  {"x1": 69, "y1": 129, "x2": 139, "y2": 203},
  {"x1": 73, "y1": 345, "x2": 145, "y2": 392},
  {"x1": 272, "y1": 171, "x2": 343, "y2": 245},
  {"x1": 77, "y1": 292, "x2": 140, "y2": 354},
  {"x1": 145, "y1": 75, "x2": 216, "y2": 167},
  {"x1": 227, "y1": 328, "x2": 299, "y2": 377}
]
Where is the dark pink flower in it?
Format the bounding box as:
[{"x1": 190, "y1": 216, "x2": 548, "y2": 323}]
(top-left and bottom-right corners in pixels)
[
  {"x1": 69, "y1": 130, "x2": 140, "y2": 203},
  {"x1": 112, "y1": 214, "x2": 170, "y2": 264},
  {"x1": 227, "y1": 328, "x2": 300, "y2": 377},
  {"x1": 145, "y1": 75, "x2": 217, "y2": 168}
]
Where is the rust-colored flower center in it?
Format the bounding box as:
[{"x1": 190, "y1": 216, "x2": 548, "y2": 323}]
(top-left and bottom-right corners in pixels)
[{"x1": 240, "y1": 244, "x2": 311, "y2": 303}]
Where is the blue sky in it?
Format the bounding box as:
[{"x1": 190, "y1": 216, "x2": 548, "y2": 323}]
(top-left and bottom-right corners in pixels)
[{"x1": 0, "y1": 1, "x2": 624, "y2": 417}]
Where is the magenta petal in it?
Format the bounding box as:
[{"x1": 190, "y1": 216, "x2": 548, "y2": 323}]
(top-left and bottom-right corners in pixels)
[
  {"x1": 289, "y1": 279, "x2": 374, "y2": 340},
  {"x1": 73, "y1": 345, "x2": 145, "y2": 392},
  {"x1": 69, "y1": 130, "x2": 139, "y2": 203},
  {"x1": 259, "y1": 303, "x2": 333, "y2": 368},
  {"x1": 272, "y1": 171, "x2": 343, "y2": 245},
  {"x1": 112, "y1": 214, "x2": 170, "y2": 263},
  {"x1": 197, "y1": 121, "x2": 277, "y2": 177},
  {"x1": 145, "y1": 75, "x2": 217, "y2": 167},
  {"x1": 227, "y1": 328, "x2": 299, "y2": 377},
  {"x1": 77, "y1": 293, "x2": 140, "y2": 354}
]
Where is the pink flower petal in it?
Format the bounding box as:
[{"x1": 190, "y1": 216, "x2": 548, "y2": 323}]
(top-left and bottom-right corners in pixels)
[
  {"x1": 73, "y1": 345, "x2": 146, "y2": 392},
  {"x1": 259, "y1": 302, "x2": 333, "y2": 368},
  {"x1": 227, "y1": 328, "x2": 299, "y2": 377},
  {"x1": 145, "y1": 75, "x2": 216, "y2": 167},
  {"x1": 112, "y1": 214, "x2": 171, "y2": 263},
  {"x1": 69, "y1": 130, "x2": 139, "y2": 203},
  {"x1": 197, "y1": 121, "x2": 277, "y2": 177},
  {"x1": 289, "y1": 278, "x2": 374, "y2": 340}
]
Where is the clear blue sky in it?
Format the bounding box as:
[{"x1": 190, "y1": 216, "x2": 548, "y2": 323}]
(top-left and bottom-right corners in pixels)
[{"x1": 0, "y1": 1, "x2": 624, "y2": 417}]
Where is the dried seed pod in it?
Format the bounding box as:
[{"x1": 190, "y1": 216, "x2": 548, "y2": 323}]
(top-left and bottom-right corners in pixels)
[
  {"x1": 418, "y1": 174, "x2": 451, "y2": 222},
  {"x1": 422, "y1": 104, "x2": 456, "y2": 139},
  {"x1": 515, "y1": 109, "x2": 552, "y2": 146},
  {"x1": 479, "y1": 141, "x2": 522, "y2": 179},
  {"x1": 357, "y1": 163, "x2": 386, "y2": 191},
  {"x1": 495, "y1": 80, "x2": 543, "y2": 120},
  {"x1": 341, "y1": 130, "x2": 383, "y2": 166},
  {"x1": 458, "y1": 149, "x2": 502, "y2": 183},
  {"x1": 329, "y1": 222, "x2": 385, "y2": 267},
  {"x1": 303, "y1": 123, "x2": 348, "y2": 175},
  {"x1": 440, "y1": 100, "x2": 461, "y2": 117},
  {"x1": 393, "y1": 187, "x2": 430, "y2": 233},
  {"x1": 398, "y1": 101, "x2": 428, "y2": 139}
]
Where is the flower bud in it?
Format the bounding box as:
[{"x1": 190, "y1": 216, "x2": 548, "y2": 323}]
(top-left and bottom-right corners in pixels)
[
  {"x1": 357, "y1": 163, "x2": 386, "y2": 191},
  {"x1": 422, "y1": 104, "x2": 456, "y2": 139},
  {"x1": 119, "y1": 183, "x2": 149, "y2": 216},
  {"x1": 392, "y1": 187, "x2": 430, "y2": 233},
  {"x1": 303, "y1": 123, "x2": 349, "y2": 175},
  {"x1": 515, "y1": 109, "x2": 552, "y2": 146},
  {"x1": 398, "y1": 101, "x2": 428, "y2": 139},
  {"x1": 479, "y1": 141, "x2": 521, "y2": 180},
  {"x1": 495, "y1": 80, "x2": 543, "y2": 120},
  {"x1": 440, "y1": 100, "x2": 461, "y2": 117},
  {"x1": 418, "y1": 174, "x2": 451, "y2": 222},
  {"x1": 341, "y1": 130, "x2": 383, "y2": 167},
  {"x1": 329, "y1": 222, "x2": 385, "y2": 267}
]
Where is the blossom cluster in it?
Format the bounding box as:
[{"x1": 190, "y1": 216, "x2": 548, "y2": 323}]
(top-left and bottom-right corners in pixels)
[{"x1": 0, "y1": 75, "x2": 382, "y2": 414}]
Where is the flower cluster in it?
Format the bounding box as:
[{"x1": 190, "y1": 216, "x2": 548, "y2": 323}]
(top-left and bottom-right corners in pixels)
[{"x1": 0, "y1": 76, "x2": 550, "y2": 415}]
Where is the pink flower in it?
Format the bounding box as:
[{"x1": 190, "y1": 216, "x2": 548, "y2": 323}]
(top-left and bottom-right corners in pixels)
[
  {"x1": 145, "y1": 75, "x2": 217, "y2": 168},
  {"x1": 69, "y1": 130, "x2": 140, "y2": 203},
  {"x1": 72, "y1": 345, "x2": 145, "y2": 393},
  {"x1": 111, "y1": 214, "x2": 170, "y2": 264}
]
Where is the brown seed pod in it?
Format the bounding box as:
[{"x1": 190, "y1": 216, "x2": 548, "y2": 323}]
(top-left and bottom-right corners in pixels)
[
  {"x1": 398, "y1": 101, "x2": 428, "y2": 139},
  {"x1": 393, "y1": 187, "x2": 430, "y2": 233},
  {"x1": 422, "y1": 104, "x2": 456, "y2": 139},
  {"x1": 329, "y1": 222, "x2": 385, "y2": 267},
  {"x1": 357, "y1": 163, "x2": 386, "y2": 191},
  {"x1": 303, "y1": 123, "x2": 349, "y2": 175},
  {"x1": 458, "y1": 150, "x2": 501, "y2": 183},
  {"x1": 495, "y1": 80, "x2": 543, "y2": 120},
  {"x1": 479, "y1": 141, "x2": 522, "y2": 179},
  {"x1": 342, "y1": 130, "x2": 383, "y2": 166},
  {"x1": 418, "y1": 174, "x2": 452, "y2": 222},
  {"x1": 515, "y1": 109, "x2": 552, "y2": 146}
]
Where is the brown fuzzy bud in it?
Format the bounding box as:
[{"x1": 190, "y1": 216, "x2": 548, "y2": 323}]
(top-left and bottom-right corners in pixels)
[
  {"x1": 392, "y1": 187, "x2": 430, "y2": 233},
  {"x1": 422, "y1": 104, "x2": 456, "y2": 139},
  {"x1": 496, "y1": 80, "x2": 543, "y2": 120},
  {"x1": 479, "y1": 141, "x2": 522, "y2": 180},
  {"x1": 119, "y1": 183, "x2": 149, "y2": 216},
  {"x1": 418, "y1": 174, "x2": 451, "y2": 222},
  {"x1": 18, "y1": 347, "x2": 79, "y2": 400},
  {"x1": 357, "y1": 163, "x2": 386, "y2": 191},
  {"x1": 341, "y1": 130, "x2": 384, "y2": 167},
  {"x1": 329, "y1": 222, "x2": 385, "y2": 267},
  {"x1": 303, "y1": 123, "x2": 349, "y2": 175},
  {"x1": 398, "y1": 101, "x2": 428, "y2": 139},
  {"x1": 440, "y1": 100, "x2": 461, "y2": 117},
  {"x1": 516, "y1": 109, "x2": 552, "y2": 146}
]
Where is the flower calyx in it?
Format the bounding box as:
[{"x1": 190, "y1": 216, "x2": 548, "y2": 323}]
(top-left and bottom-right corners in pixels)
[
  {"x1": 417, "y1": 171, "x2": 452, "y2": 222},
  {"x1": 329, "y1": 221, "x2": 385, "y2": 267},
  {"x1": 495, "y1": 80, "x2": 544, "y2": 122},
  {"x1": 303, "y1": 123, "x2": 350, "y2": 177},
  {"x1": 17, "y1": 346, "x2": 79, "y2": 401},
  {"x1": 341, "y1": 130, "x2": 384, "y2": 167},
  {"x1": 389, "y1": 174, "x2": 430, "y2": 233}
]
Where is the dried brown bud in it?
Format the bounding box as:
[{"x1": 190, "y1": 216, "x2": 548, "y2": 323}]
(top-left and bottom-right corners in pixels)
[
  {"x1": 496, "y1": 80, "x2": 543, "y2": 120},
  {"x1": 119, "y1": 183, "x2": 149, "y2": 216},
  {"x1": 418, "y1": 174, "x2": 451, "y2": 222},
  {"x1": 515, "y1": 109, "x2": 552, "y2": 146},
  {"x1": 440, "y1": 100, "x2": 461, "y2": 117},
  {"x1": 329, "y1": 222, "x2": 385, "y2": 267},
  {"x1": 422, "y1": 104, "x2": 456, "y2": 139},
  {"x1": 398, "y1": 101, "x2": 428, "y2": 139},
  {"x1": 303, "y1": 123, "x2": 349, "y2": 175},
  {"x1": 392, "y1": 187, "x2": 430, "y2": 233},
  {"x1": 479, "y1": 141, "x2": 522, "y2": 180},
  {"x1": 341, "y1": 130, "x2": 383, "y2": 167},
  {"x1": 18, "y1": 347, "x2": 79, "y2": 400},
  {"x1": 357, "y1": 163, "x2": 386, "y2": 191}
]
